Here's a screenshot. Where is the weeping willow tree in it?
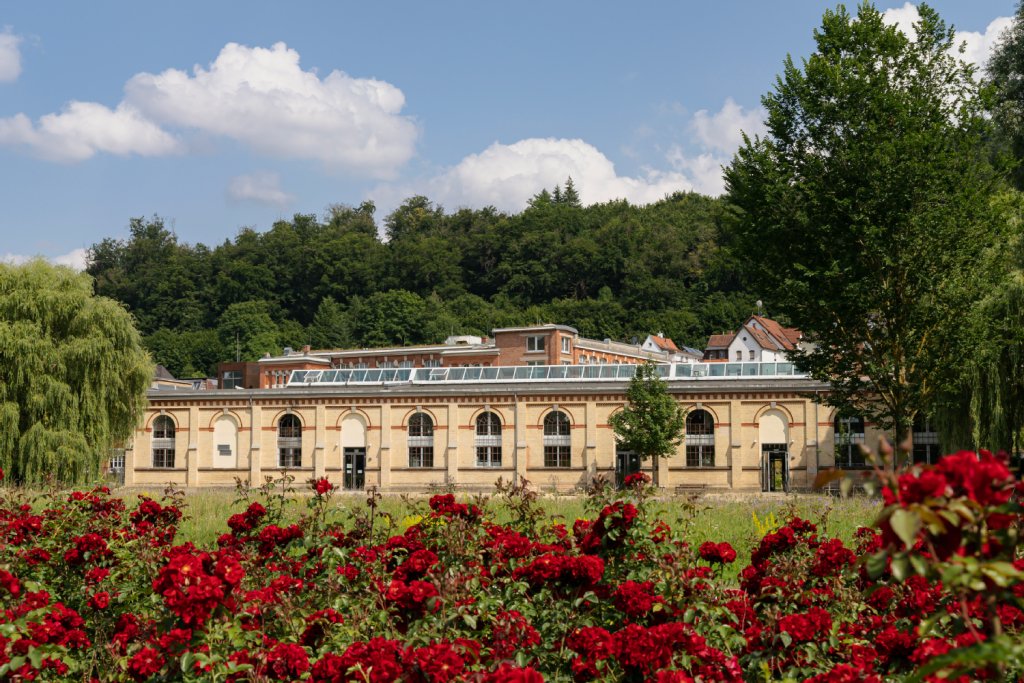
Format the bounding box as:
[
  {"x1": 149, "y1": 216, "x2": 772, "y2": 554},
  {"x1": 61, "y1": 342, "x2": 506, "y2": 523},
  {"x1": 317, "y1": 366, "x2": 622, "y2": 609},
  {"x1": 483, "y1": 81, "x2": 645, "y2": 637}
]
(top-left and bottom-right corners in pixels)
[
  {"x1": 0, "y1": 260, "x2": 152, "y2": 484},
  {"x1": 933, "y1": 192, "x2": 1024, "y2": 453}
]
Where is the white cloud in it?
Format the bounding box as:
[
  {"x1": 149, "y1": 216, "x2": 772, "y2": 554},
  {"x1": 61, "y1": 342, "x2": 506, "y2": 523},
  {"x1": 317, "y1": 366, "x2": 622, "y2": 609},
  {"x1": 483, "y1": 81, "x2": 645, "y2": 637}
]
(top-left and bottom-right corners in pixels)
[
  {"x1": 125, "y1": 42, "x2": 417, "y2": 177},
  {"x1": 227, "y1": 172, "x2": 294, "y2": 207},
  {"x1": 0, "y1": 29, "x2": 22, "y2": 82},
  {"x1": 1, "y1": 248, "x2": 88, "y2": 271},
  {"x1": 377, "y1": 138, "x2": 694, "y2": 213},
  {"x1": 689, "y1": 97, "x2": 767, "y2": 154},
  {"x1": 52, "y1": 248, "x2": 88, "y2": 271},
  {"x1": 0, "y1": 41, "x2": 417, "y2": 174},
  {"x1": 0, "y1": 102, "x2": 180, "y2": 162},
  {"x1": 961, "y1": 16, "x2": 1014, "y2": 72},
  {"x1": 882, "y1": 3, "x2": 1012, "y2": 71},
  {"x1": 375, "y1": 98, "x2": 766, "y2": 209}
]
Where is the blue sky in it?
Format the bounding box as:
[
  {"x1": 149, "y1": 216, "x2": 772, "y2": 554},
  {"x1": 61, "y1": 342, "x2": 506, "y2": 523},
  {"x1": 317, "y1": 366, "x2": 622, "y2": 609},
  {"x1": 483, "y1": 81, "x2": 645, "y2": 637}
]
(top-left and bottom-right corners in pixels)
[{"x1": 0, "y1": 1, "x2": 1015, "y2": 268}]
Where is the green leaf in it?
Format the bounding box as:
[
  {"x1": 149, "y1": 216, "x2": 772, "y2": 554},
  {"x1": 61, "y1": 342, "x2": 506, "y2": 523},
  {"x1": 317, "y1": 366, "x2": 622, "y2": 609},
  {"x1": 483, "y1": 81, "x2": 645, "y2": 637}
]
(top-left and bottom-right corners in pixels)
[
  {"x1": 462, "y1": 613, "x2": 478, "y2": 630},
  {"x1": 890, "y1": 509, "x2": 921, "y2": 548},
  {"x1": 891, "y1": 553, "x2": 911, "y2": 582}
]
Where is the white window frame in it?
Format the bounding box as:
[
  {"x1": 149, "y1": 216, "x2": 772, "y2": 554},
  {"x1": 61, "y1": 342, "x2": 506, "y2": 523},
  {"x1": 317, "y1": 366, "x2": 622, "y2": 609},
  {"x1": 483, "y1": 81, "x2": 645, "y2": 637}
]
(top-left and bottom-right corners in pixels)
[{"x1": 527, "y1": 335, "x2": 546, "y2": 352}]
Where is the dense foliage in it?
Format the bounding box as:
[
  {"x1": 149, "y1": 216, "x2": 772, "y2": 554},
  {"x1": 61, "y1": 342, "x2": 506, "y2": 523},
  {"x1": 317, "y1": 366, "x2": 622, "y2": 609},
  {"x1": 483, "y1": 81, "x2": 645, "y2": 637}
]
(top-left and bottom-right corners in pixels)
[
  {"x1": 0, "y1": 261, "x2": 151, "y2": 485},
  {"x1": 724, "y1": 4, "x2": 1007, "y2": 447},
  {"x1": 85, "y1": 191, "x2": 752, "y2": 378},
  {"x1": 2, "y1": 448, "x2": 1024, "y2": 681}
]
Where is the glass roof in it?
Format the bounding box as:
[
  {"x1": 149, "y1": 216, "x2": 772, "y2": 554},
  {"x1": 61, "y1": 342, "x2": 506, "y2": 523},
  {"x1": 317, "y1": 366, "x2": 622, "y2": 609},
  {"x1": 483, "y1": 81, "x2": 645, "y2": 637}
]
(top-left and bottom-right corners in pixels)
[{"x1": 286, "y1": 362, "x2": 805, "y2": 387}]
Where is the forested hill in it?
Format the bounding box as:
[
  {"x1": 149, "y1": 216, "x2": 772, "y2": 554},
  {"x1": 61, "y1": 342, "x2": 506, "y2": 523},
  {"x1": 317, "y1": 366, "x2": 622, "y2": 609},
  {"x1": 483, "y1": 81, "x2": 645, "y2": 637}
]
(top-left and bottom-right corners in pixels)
[{"x1": 86, "y1": 186, "x2": 755, "y2": 378}]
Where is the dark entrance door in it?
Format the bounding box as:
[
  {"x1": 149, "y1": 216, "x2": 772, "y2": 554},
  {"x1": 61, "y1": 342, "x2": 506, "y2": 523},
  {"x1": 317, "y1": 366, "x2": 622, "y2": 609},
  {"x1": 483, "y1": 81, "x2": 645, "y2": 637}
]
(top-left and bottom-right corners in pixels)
[
  {"x1": 761, "y1": 444, "x2": 789, "y2": 492},
  {"x1": 615, "y1": 447, "x2": 641, "y2": 488},
  {"x1": 343, "y1": 447, "x2": 365, "y2": 490}
]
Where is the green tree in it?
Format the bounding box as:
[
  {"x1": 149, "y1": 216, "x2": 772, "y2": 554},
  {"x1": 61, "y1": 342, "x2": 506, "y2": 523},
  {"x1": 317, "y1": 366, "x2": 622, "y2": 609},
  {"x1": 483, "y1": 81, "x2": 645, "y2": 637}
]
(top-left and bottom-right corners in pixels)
[
  {"x1": 987, "y1": 1, "x2": 1024, "y2": 190},
  {"x1": 216, "y1": 300, "x2": 282, "y2": 361},
  {"x1": 609, "y1": 362, "x2": 684, "y2": 486},
  {"x1": 724, "y1": 4, "x2": 1004, "y2": 449},
  {"x1": 0, "y1": 261, "x2": 152, "y2": 484},
  {"x1": 308, "y1": 297, "x2": 352, "y2": 350}
]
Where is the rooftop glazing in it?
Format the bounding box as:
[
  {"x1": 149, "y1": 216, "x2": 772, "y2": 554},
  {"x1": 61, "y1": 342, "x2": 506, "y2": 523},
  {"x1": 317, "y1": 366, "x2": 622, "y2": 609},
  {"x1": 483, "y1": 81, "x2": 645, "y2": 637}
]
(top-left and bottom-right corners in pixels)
[{"x1": 286, "y1": 362, "x2": 805, "y2": 387}]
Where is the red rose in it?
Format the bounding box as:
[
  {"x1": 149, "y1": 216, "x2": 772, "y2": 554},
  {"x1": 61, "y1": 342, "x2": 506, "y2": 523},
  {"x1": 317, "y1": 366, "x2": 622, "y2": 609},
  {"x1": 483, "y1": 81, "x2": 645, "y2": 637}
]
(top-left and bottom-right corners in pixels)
[{"x1": 312, "y1": 477, "x2": 334, "y2": 495}]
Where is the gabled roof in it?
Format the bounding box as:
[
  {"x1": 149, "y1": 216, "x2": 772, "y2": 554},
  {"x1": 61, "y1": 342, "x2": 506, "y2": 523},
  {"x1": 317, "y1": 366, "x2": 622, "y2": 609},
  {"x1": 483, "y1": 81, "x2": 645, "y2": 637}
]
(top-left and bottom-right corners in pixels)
[
  {"x1": 744, "y1": 324, "x2": 780, "y2": 351},
  {"x1": 749, "y1": 315, "x2": 801, "y2": 351},
  {"x1": 154, "y1": 365, "x2": 176, "y2": 380},
  {"x1": 647, "y1": 334, "x2": 680, "y2": 353},
  {"x1": 706, "y1": 333, "x2": 735, "y2": 349}
]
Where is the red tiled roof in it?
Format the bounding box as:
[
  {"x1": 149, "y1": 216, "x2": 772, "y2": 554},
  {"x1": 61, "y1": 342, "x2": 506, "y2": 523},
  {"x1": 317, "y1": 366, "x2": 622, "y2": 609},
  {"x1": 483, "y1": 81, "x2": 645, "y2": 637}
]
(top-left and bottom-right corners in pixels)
[
  {"x1": 744, "y1": 325, "x2": 779, "y2": 351},
  {"x1": 649, "y1": 334, "x2": 680, "y2": 353},
  {"x1": 750, "y1": 315, "x2": 801, "y2": 351},
  {"x1": 706, "y1": 333, "x2": 734, "y2": 349}
]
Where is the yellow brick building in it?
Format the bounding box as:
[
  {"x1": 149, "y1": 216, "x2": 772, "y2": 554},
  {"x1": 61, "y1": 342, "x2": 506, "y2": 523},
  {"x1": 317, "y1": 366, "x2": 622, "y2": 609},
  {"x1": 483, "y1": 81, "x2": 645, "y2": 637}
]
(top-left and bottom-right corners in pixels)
[{"x1": 126, "y1": 362, "x2": 913, "y2": 492}]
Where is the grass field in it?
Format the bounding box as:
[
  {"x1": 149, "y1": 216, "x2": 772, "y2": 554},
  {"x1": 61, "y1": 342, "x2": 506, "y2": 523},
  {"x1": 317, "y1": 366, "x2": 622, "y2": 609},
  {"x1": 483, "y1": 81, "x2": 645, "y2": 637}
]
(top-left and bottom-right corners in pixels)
[{"x1": 138, "y1": 485, "x2": 880, "y2": 573}]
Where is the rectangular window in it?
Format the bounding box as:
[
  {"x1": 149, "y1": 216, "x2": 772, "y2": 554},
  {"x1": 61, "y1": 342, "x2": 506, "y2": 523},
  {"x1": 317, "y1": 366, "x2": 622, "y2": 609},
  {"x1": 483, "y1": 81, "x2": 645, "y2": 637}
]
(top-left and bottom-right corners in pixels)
[
  {"x1": 686, "y1": 445, "x2": 714, "y2": 467},
  {"x1": 399, "y1": 360, "x2": 414, "y2": 368},
  {"x1": 544, "y1": 445, "x2": 571, "y2": 468},
  {"x1": 409, "y1": 446, "x2": 434, "y2": 468},
  {"x1": 561, "y1": 337, "x2": 571, "y2": 354},
  {"x1": 279, "y1": 447, "x2": 301, "y2": 468},
  {"x1": 153, "y1": 448, "x2": 175, "y2": 469},
  {"x1": 527, "y1": 335, "x2": 546, "y2": 352},
  {"x1": 423, "y1": 359, "x2": 441, "y2": 368},
  {"x1": 476, "y1": 446, "x2": 502, "y2": 467},
  {"x1": 749, "y1": 350, "x2": 755, "y2": 361},
  {"x1": 221, "y1": 370, "x2": 243, "y2": 389},
  {"x1": 526, "y1": 360, "x2": 543, "y2": 367}
]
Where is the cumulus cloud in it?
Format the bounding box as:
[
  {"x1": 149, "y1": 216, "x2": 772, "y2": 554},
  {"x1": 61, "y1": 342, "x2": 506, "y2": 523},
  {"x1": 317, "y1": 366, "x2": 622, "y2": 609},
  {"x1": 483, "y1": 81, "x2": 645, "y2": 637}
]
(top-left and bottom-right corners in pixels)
[
  {"x1": 1, "y1": 248, "x2": 88, "y2": 271},
  {"x1": 125, "y1": 42, "x2": 417, "y2": 177},
  {"x1": 227, "y1": 172, "x2": 294, "y2": 207},
  {"x1": 882, "y1": 3, "x2": 1012, "y2": 71},
  {"x1": 0, "y1": 41, "x2": 417, "y2": 174},
  {"x1": 375, "y1": 98, "x2": 767, "y2": 209},
  {"x1": 689, "y1": 97, "x2": 767, "y2": 154},
  {"x1": 377, "y1": 138, "x2": 694, "y2": 213},
  {"x1": 0, "y1": 102, "x2": 180, "y2": 162},
  {"x1": 0, "y1": 29, "x2": 22, "y2": 82}
]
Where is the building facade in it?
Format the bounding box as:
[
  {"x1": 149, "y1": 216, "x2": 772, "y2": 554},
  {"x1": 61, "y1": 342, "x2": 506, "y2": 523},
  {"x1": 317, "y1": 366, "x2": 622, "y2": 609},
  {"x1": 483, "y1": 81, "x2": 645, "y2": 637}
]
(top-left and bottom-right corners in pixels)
[
  {"x1": 127, "y1": 361, "x2": 917, "y2": 492},
  {"x1": 129, "y1": 321, "x2": 937, "y2": 491}
]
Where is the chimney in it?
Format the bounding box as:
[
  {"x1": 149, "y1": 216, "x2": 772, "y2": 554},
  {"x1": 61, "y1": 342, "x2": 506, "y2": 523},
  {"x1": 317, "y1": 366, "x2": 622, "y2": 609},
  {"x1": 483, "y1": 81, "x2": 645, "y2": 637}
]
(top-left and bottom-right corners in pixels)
[{"x1": 302, "y1": 344, "x2": 311, "y2": 354}]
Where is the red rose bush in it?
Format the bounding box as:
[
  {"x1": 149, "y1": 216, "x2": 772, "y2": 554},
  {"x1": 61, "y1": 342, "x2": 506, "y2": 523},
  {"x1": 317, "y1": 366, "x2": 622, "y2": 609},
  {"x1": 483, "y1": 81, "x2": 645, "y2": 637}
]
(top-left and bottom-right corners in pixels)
[{"x1": 0, "y1": 451, "x2": 1023, "y2": 681}]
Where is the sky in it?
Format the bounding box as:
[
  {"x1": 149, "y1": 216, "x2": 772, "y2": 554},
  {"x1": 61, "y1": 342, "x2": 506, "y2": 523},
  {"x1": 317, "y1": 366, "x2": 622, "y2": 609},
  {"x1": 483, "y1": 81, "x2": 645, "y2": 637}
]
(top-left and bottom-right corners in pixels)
[{"x1": 0, "y1": 1, "x2": 1016, "y2": 269}]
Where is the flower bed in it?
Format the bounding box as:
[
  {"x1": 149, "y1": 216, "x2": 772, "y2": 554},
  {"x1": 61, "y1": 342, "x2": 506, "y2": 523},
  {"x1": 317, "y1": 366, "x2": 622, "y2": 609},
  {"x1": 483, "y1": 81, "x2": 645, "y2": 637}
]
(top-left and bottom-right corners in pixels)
[{"x1": 1, "y1": 452, "x2": 1023, "y2": 681}]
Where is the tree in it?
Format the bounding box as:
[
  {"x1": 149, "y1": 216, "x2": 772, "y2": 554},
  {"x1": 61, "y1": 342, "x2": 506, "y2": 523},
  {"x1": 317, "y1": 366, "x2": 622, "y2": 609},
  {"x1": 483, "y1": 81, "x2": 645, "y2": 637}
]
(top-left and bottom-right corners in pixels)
[
  {"x1": 308, "y1": 297, "x2": 352, "y2": 350},
  {"x1": 724, "y1": 4, "x2": 1005, "y2": 449},
  {"x1": 0, "y1": 261, "x2": 152, "y2": 484},
  {"x1": 216, "y1": 300, "x2": 282, "y2": 361},
  {"x1": 987, "y1": 1, "x2": 1024, "y2": 190},
  {"x1": 609, "y1": 362, "x2": 684, "y2": 486}
]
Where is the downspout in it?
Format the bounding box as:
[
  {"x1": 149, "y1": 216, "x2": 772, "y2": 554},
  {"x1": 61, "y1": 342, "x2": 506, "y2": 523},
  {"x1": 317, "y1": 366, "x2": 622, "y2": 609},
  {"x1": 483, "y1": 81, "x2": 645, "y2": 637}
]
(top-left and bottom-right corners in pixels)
[
  {"x1": 814, "y1": 391, "x2": 820, "y2": 475},
  {"x1": 513, "y1": 391, "x2": 519, "y2": 486}
]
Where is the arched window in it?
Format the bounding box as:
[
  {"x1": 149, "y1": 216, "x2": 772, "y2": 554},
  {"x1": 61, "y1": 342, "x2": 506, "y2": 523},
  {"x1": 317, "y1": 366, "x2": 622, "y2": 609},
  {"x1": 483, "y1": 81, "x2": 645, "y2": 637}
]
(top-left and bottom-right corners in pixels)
[
  {"x1": 408, "y1": 412, "x2": 434, "y2": 468},
  {"x1": 912, "y1": 415, "x2": 940, "y2": 465},
  {"x1": 476, "y1": 412, "x2": 502, "y2": 467},
  {"x1": 152, "y1": 415, "x2": 176, "y2": 468},
  {"x1": 834, "y1": 415, "x2": 865, "y2": 467},
  {"x1": 685, "y1": 409, "x2": 714, "y2": 467},
  {"x1": 278, "y1": 414, "x2": 302, "y2": 468},
  {"x1": 543, "y1": 411, "x2": 571, "y2": 468}
]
